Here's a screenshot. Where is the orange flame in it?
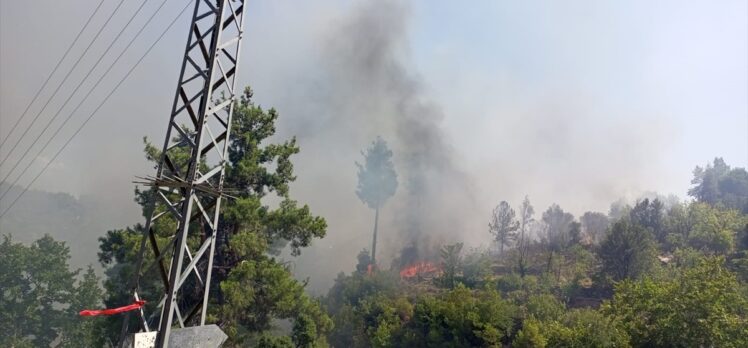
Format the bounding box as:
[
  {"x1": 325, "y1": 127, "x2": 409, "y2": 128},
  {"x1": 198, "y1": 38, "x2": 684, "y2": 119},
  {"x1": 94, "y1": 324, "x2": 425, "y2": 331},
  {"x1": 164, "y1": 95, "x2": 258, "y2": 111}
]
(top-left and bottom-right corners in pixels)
[{"x1": 399, "y1": 261, "x2": 440, "y2": 278}]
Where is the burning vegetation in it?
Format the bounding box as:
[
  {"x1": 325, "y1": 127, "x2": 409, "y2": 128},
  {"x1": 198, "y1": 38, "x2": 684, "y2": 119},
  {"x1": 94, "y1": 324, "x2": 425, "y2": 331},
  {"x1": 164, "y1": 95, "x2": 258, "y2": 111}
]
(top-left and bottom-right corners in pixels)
[
  {"x1": 321, "y1": 157, "x2": 748, "y2": 347},
  {"x1": 2, "y1": 1, "x2": 747, "y2": 347},
  {"x1": 398, "y1": 261, "x2": 441, "y2": 279}
]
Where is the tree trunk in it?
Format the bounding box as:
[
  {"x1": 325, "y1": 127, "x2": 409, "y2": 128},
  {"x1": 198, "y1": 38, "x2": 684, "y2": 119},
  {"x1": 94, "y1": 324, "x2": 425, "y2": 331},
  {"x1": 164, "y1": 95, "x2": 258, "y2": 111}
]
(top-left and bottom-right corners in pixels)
[
  {"x1": 518, "y1": 244, "x2": 526, "y2": 278},
  {"x1": 371, "y1": 207, "x2": 379, "y2": 268},
  {"x1": 546, "y1": 249, "x2": 554, "y2": 273},
  {"x1": 519, "y1": 229, "x2": 527, "y2": 277}
]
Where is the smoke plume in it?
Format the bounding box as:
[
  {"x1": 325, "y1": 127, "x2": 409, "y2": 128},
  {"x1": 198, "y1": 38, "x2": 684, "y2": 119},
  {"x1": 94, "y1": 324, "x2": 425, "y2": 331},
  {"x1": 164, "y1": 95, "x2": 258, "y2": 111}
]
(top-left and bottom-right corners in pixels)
[{"x1": 278, "y1": 1, "x2": 484, "y2": 290}]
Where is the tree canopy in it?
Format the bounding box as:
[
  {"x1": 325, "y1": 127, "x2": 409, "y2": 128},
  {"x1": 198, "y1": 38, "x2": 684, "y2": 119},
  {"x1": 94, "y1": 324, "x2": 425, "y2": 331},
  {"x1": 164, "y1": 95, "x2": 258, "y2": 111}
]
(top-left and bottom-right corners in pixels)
[
  {"x1": 604, "y1": 257, "x2": 748, "y2": 347},
  {"x1": 489, "y1": 201, "x2": 519, "y2": 254},
  {"x1": 1, "y1": 235, "x2": 103, "y2": 347},
  {"x1": 599, "y1": 219, "x2": 656, "y2": 281},
  {"x1": 689, "y1": 157, "x2": 748, "y2": 213},
  {"x1": 96, "y1": 87, "x2": 330, "y2": 346},
  {"x1": 355, "y1": 137, "x2": 398, "y2": 210}
]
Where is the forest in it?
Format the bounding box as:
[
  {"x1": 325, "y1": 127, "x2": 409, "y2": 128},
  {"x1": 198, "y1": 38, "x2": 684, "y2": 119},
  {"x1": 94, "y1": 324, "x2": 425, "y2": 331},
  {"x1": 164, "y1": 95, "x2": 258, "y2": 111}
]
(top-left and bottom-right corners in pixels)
[{"x1": 2, "y1": 88, "x2": 748, "y2": 348}]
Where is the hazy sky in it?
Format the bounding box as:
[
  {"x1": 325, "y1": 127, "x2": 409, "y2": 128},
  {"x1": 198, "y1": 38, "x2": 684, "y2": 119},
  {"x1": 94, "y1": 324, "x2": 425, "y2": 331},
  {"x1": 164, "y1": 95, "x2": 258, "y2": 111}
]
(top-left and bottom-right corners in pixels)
[{"x1": 1, "y1": 0, "x2": 746, "y2": 290}]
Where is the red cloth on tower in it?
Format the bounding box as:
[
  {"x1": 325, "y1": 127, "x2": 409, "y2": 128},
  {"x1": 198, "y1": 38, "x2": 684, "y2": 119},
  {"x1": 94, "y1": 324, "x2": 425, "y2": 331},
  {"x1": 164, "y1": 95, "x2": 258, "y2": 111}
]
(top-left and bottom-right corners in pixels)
[{"x1": 79, "y1": 300, "x2": 146, "y2": 316}]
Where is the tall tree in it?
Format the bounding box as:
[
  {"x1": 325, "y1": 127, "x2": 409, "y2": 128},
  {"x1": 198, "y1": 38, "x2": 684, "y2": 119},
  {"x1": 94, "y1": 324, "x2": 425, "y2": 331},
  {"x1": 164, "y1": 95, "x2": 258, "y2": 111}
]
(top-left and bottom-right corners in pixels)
[
  {"x1": 439, "y1": 242, "x2": 463, "y2": 289},
  {"x1": 599, "y1": 219, "x2": 656, "y2": 281},
  {"x1": 517, "y1": 196, "x2": 535, "y2": 277},
  {"x1": 629, "y1": 198, "x2": 665, "y2": 243},
  {"x1": 580, "y1": 211, "x2": 609, "y2": 245},
  {"x1": 355, "y1": 137, "x2": 398, "y2": 268},
  {"x1": 60, "y1": 266, "x2": 105, "y2": 348},
  {"x1": 97, "y1": 87, "x2": 331, "y2": 346},
  {"x1": 689, "y1": 157, "x2": 748, "y2": 213},
  {"x1": 541, "y1": 204, "x2": 575, "y2": 272},
  {"x1": 489, "y1": 201, "x2": 520, "y2": 255},
  {"x1": 608, "y1": 199, "x2": 630, "y2": 221},
  {"x1": 0, "y1": 235, "x2": 103, "y2": 347},
  {"x1": 687, "y1": 202, "x2": 743, "y2": 254}
]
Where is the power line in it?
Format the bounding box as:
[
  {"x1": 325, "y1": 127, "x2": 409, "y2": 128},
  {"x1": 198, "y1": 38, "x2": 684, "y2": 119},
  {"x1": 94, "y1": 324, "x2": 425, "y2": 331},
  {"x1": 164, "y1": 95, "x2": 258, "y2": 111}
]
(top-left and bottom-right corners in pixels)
[
  {"x1": 0, "y1": 0, "x2": 106, "y2": 152},
  {"x1": 0, "y1": 0, "x2": 127, "y2": 168},
  {"x1": 0, "y1": 0, "x2": 194, "y2": 219},
  {"x1": 0, "y1": 0, "x2": 167, "y2": 201},
  {"x1": 0, "y1": 0, "x2": 153, "y2": 188}
]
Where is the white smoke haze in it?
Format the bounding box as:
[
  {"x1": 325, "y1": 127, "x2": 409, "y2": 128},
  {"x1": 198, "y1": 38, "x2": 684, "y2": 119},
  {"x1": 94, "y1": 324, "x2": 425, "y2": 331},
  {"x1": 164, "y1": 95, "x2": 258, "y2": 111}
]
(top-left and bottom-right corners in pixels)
[
  {"x1": 279, "y1": 1, "x2": 485, "y2": 290},
  {"x1": 1, "y1": 1, "x2": 746, "y2": 293},
  {"x1": 272, "y1": 0, "x2": 745, "y2": 292}
]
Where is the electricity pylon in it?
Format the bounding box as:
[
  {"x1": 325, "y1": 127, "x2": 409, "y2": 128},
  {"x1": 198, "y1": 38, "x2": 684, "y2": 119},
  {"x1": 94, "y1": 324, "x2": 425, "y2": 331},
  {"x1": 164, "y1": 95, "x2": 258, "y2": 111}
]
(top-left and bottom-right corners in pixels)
[{"x1": 119, "y1": 0, "x2": 245, "y2": 346}]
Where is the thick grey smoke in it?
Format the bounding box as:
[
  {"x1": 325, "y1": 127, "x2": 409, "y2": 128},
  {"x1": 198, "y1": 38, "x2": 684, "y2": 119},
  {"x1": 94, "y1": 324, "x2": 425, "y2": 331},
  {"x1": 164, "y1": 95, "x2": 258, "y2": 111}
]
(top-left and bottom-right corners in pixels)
[
  {"x1": 2, "y1": 0, "x2": 744, "y2": 294},
  {"x1": 328, "y1": 1, "x2": 478, "y2": 263},
  {"x1": 279, "y1": 1, "x2": 484, "y2": 291}
]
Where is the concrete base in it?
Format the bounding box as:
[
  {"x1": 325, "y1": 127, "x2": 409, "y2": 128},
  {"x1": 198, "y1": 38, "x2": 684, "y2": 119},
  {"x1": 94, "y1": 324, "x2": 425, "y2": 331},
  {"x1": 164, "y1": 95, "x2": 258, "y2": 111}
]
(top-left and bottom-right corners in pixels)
[{"x1": 124, "y1": 325, "x2": 227, "y2": 348}]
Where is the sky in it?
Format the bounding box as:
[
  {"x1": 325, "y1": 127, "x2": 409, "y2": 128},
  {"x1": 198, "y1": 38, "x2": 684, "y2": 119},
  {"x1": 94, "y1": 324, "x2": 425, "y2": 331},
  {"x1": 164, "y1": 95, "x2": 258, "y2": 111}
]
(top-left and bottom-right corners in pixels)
[{"x1": 1, "y1": 0, "x2": 746, "y2": 291}]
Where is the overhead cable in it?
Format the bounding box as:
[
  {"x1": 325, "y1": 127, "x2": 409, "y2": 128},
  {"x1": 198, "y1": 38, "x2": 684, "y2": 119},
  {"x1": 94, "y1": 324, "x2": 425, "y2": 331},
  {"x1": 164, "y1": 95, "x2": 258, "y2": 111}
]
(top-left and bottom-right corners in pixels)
[
  {"x1": 0, "y1": 0, "x2": 154, "y2": 189},
  {"x1": 0, "y1": 0, "x2": 194, "y2": 219},
  {"x1": 0, "y1": 0, "x2": 128, "y2": 168},
  {"x1": 0, "y1": 0, "x2": 106, "y2": 152}
]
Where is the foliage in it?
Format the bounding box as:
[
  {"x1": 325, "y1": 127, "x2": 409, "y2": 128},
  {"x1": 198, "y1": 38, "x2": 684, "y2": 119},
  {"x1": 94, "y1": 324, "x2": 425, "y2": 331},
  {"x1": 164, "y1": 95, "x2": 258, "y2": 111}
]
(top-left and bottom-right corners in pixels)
[
  {"x1": 218, "y1": 257, "x2": 332, "y2": 346},
  {"x1": 461, "y1": 250, "x2": 492, "y2": 288},
  {"x1": 604, "y1": 257, "x2": 748, "y2": 347},
  {"x1": 513, "y1": 318, "x2": 547, "y2": 348},
  {"x1": 525, "y1": 294, "x2": 565, "y2": 322},
  {"x1": 0, "y1": 235, "x2": 103, "y2": 347},
  {"x1": 325, "y1": 270, "x2": 519, "y2": 347},
  {"x1": 515, "y1": 309, "x2": 629, "y2": 348},
  {"x1": 356, "y1": 137, "x2": 398, "y2": 266},
  {"x1": 580, "y1": 211, "x2": 609, "y2": 245},
  {"x1": 541, "y1": 204, "x2": 576, "y2": 277},
  {"x1": 405, "y1": 285, "x2": 517, "y2": 347},
  {"x1": 731, "y1": 224, "x2": 748, "y2": 282},
  {"x1": 355, "y1": 295, "x2": 413, "y2": 347},
  {"x1": 489, "y1": 201, "x2": 519, "y2": 254},
  {"x1": 60, "y1": 266, "x2": 106, "y2": 348},
  {"x1": 439, "y1": 243, "x2": 463, "y2": 289},
  {"x1": 256, "y1": 334, "x2": 295, "y2": 348},
  {"x1": 543, "y1": 309, "x2": 630, "y2": 348},
  {"x1": 320, "y1": 159, "x2": 748, "y2": 347},
  {"x1": 689, "y1": 157, "x2": 748, "y2": 213},
  {"x1": 687, "y1": 202, "x2": 743, "y2": 254},
  {"x1": 629, "y1": 198, "x2": 665, "y2": 243},
  {"x1": 662, "y1": 202, "x2": 693, "y2": 250},
  {"x1": 356, "y1": 249, "x2": 373, "y2": 274},
  {"x1": 516, "y1": 196, "x2": 535, "y2": 276},
  {"x1": 608, "y1": 199, "x2": 631, "y2": 221},
  {"x1": 325, "y1": 270, "x2": 400, "y2": 347},
  {"x1": 599, "y1": 219, "x2": 656, "y2": 281},
  {"x1": 355, "y1": 137, "x2": 398, "y2": 210},
  {"x1": 542, "y1": 204, "x2": 575, "y2": 253},
  {"x1": 97, "y1": 87, "x2": 329, "y2": 345}
]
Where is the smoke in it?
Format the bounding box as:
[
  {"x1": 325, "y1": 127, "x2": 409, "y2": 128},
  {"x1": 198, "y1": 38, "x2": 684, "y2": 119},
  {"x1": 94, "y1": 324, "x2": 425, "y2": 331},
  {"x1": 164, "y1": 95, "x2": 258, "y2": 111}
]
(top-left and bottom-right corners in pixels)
[
  {"x1": 3, "y1": 0, "x2": 744, "y2": 294},
  {"x1": 331, "y1": 1, "x2": 479, "y2": 262},
  {"x1": 264, "y1": 1, "x2": 488, "y2": 292},
  {"x1": 274, "y1": 1, "x2": 673, "y2": 292}
]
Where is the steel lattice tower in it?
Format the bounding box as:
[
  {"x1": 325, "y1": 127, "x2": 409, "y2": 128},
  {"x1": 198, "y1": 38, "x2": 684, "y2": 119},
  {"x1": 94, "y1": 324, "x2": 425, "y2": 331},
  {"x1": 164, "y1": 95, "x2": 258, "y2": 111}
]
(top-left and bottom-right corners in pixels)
[{"x1": 120, "y1": 0, "x2": 245, "y2": 346}]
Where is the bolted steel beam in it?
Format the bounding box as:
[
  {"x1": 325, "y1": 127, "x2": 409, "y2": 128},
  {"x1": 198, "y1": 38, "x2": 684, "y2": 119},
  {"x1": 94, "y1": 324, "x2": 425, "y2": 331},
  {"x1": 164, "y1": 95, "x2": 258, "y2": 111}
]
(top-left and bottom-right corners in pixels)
[{"x1": 119, "y1": 1, "x2": 246, "y2": 347}]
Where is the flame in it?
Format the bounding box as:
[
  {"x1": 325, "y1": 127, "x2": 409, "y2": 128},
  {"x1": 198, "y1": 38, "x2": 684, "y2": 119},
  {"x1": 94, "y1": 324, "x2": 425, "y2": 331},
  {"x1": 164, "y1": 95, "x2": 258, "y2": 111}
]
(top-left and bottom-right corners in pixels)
[
  {"x1": 367, "y1": 263, "x2": 374, "y2": 276},
  {"x1": 399, "y1": 261, "x2": 440, "y2": 278}
]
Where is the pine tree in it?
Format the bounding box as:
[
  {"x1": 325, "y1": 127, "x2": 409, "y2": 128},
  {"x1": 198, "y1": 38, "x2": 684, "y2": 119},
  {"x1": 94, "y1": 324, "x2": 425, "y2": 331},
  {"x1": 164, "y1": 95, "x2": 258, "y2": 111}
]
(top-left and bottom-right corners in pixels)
[
  {"x1": 97, "y1": 87, "x2": 331, "y2": 345},
  {"x1": 355, "y1": 137, "x2": 398, "y2": 268},
  {"x1": 517, "y1": 196, "x2": 535, "y2": 277},
  {"x1": 489, "y1": 201, "x2": 519, "y2": 255}
]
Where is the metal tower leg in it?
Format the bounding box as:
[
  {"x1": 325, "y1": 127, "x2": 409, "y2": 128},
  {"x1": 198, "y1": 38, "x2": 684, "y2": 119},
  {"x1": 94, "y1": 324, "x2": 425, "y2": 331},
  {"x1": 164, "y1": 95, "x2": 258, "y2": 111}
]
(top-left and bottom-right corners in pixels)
[{"x1": 119, "y1": 1, "x2": 246, "y2": 347}]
